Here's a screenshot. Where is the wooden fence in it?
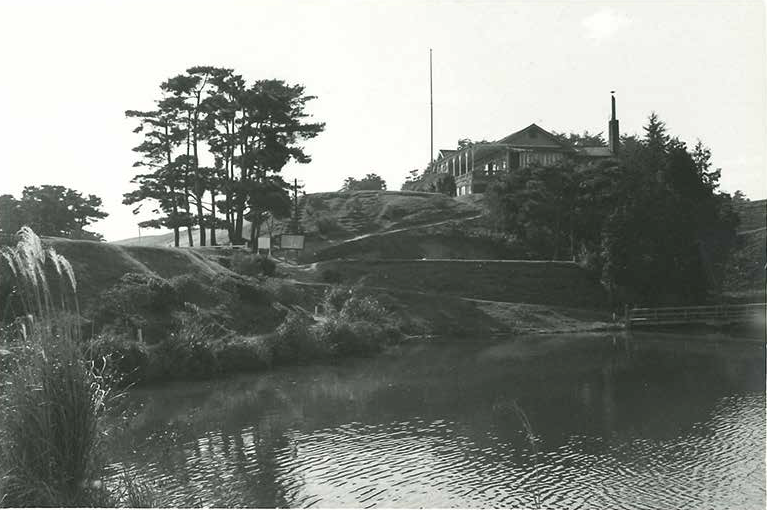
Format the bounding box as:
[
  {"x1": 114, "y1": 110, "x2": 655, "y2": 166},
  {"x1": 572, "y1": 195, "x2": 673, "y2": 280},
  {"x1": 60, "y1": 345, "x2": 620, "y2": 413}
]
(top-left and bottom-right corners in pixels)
[{"x1": 626, "y1": 303, "x2": 766, "y2": 329}]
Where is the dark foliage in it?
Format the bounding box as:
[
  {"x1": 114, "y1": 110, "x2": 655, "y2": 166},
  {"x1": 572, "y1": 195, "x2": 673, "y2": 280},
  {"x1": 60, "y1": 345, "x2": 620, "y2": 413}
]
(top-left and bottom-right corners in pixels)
[
  {"x1": 0, "y1": 186, "x2": 107, "y2": 240},
  {"x1": 487, "y1": 112, "x2": 739, "y2": 306},
  {"x1": 342, "y1": 173, "x2": 387, "y2": 192},
  {"x1": 231, "y1": 252, "x2": 277, "y2": 277},
  {"x1": 401, "y1": 172, "x2": 456, "y2": 196}
]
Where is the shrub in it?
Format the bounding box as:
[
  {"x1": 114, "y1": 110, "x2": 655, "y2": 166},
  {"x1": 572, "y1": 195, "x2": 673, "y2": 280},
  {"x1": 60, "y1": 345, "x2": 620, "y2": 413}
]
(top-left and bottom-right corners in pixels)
[
  {"x1": 94, "y1": 273, "x2": 179, "y2": 343},
  {"x1": 321, "y1": 268, "x2": 343, "y2": 284},
  {"x1": 88, "y1": 330, "x2": 150, "y2": 386},
  {"x1": 322, "y1": 285, "x2": 354, "y2": 313},
  {"x1": 231, "y1": 252, "x2": 276, "y2": 277},
  {"x1": 169, "y1": 274, "x2": 230, "y2": 309},
  {"x1": 401, "y1": 172, "x2": 456, "y2": 196},
  {"x1": 215, "y1": 335, "x2": 273, "y2": 373},
  {"x1": 0, "y1": 227, "x2": 114, "y2": 507},
  {"x1": 315, "y1": 318, "x2": 377, "y2": 357},
  {"x1": 273, "y1": 310, "x2": 324, "y2": 363},
  {"x1": 260, "y1": 256, "x2": 277, "y2": 276},
  {"x1": 316, "y1": 215, "x2": 341, "y2": 236},
  {"x1": 261, "y1": 279, "x2": 313, "y2": 307},
  {"x1": 340, "y1": 294, "x2": 389, "y2": 323}
]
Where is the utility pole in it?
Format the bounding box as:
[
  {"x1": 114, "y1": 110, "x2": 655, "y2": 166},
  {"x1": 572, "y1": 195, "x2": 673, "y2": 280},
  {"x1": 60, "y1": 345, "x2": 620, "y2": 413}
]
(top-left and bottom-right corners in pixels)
[
  {"x1": 429, "y1": 48, "x2": 434, "y2": 169},
  {"x1": 292, "y1": 178, "x2": 302, "y2": 234}
]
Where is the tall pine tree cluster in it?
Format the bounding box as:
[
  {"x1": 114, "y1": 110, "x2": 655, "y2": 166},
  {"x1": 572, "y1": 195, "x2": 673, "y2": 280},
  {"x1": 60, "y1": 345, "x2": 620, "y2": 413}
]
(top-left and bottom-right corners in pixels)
[{"x1": 124, "y1": 66, "x2": 325, "y2": 247}]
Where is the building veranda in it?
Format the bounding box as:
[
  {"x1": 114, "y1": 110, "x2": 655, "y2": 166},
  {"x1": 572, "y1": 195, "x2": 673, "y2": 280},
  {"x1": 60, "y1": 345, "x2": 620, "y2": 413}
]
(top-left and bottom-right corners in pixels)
[{"x1": 433, "y1": 95, "x2": 621, "y2": 196}]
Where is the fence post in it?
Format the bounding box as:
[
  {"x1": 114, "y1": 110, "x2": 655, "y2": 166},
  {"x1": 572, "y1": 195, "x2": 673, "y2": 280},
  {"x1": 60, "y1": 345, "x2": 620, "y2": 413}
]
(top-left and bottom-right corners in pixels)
[{"x1": 624, "y1": 304, "x2": 631, "y2": 330}]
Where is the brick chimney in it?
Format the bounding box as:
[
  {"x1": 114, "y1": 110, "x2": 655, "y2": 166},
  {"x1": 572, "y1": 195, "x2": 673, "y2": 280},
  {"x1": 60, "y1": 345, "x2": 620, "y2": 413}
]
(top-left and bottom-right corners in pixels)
[{"x1": 608, "y1": 91, "x2": 620, "y2": 155}]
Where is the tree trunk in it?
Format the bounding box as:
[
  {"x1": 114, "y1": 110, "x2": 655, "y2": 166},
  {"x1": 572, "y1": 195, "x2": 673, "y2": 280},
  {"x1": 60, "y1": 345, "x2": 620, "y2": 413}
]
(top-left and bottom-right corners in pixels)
[
  {"x1": 225, "y1": 155, "x2": 234, "y2": 243},
  {"x1": 189, "y1": 102, "x2": 206, "y2": 247},
  {"x1": 553, "y1": 210, "x2": 561, "y2": 260},
  {"x1": 209, "y1": 188, "x2": 217, "y2": 245},
  {"x1": 569, "y1": 213, "x2": 575, "y2": 262},
  {"x1": 184, "y1": 126, "x2": 194, "y2": 247},
  {"x1": 165, "y1": 125, "x2": 180, "y2": 248}
]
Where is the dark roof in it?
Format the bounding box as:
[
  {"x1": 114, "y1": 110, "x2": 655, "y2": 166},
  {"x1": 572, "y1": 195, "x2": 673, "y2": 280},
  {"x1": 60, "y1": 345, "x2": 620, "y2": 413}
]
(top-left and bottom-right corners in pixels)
[{"x1": 496, "y1": 123, "x2": 572, "y2": 151}]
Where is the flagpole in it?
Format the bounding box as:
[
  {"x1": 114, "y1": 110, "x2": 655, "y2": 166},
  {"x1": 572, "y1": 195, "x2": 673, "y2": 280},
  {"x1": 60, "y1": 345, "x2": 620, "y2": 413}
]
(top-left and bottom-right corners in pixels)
[{"x1": 430, "y1": 48, "x2": 434, "y2": 168}]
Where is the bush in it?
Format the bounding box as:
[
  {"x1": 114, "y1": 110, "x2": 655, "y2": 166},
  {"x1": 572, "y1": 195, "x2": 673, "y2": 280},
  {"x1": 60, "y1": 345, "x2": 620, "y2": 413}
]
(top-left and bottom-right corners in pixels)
[
  {"x1": 1, "y1": 331, "x2": 114, "y2": 507},
  {"x1": 315, "y1": 318, "x2": 377, "y2": 357},
  {"x1": 94, "y1": 273, "x2": 179, "y2": 343},
  {"x1": 401, "y1": 172, "x2": 456, "y2": 196},
  {"x1": 169, "y1": 274, "x2": 231, "y2": 309},
  {"x1": 316, "y1": 214, "x2": 342, "y2": 236},
  {"x1": 143, "y1": 309, "x2": 223, "y2": 382},
  {"x1": 273, "y1": 310, "x2": 325, "y2": 363},
  {"x1": 321, "y1": 268, "x2": 343, "y2": 284},
  {"x1": 262, "y1": 279, "x2": 308, "y2": 307},
  {"x1": 88, "y1": 331, "x2": 150, "y2": 386},
  {"x1": 215, "y1": 335, "x2": 273, "y2": 373},
  {"x1": 322, "y1": 285, "x2": 354, "y2": 312},
  {"x1": 340, "y1": 294, "x2": 389, "y2": 323},
  {"x1": 0, "y1": 228, "x2": 114, "y2": 507},
  {"x1": 230, "y1": 252, "x2": 276, "y2": 277}
]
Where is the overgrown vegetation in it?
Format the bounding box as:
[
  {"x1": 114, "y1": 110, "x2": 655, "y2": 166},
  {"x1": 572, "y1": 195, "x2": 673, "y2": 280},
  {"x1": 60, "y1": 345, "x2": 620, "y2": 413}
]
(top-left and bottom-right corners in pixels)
[
  {"x1": 487, "y1": 113, "x2": 741, "y2": 306},
  {"x1": 0, "y1": 228, "x2": 409, "y2": 506},
  {"x1": 0, "y1": 228, "x2": 116, "y2": 506},
  {"x1": 341, "y1": 173, "x2": 387, "y2": 192},
  {"x1": 401, "y1": 170, "x2": 456, "y2": 196},
  {"x1": 0, "y1": 185, "x2": 108, "y2": 241},
  {"x1": 90, "y1": 283, "x2": 403, "y2": 385},
  {"x1": 230, "y1": 252, "x2": 277, "y2": 277}
]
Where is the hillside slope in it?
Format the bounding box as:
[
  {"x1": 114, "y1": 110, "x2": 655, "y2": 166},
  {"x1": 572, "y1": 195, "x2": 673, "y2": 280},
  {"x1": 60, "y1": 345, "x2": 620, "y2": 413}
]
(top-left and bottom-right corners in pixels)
[
  {"x1": 723, "y1": 199, "x2": 766, "y2": 298},
  {"x1": 45, "y1": 237, "x2": 234, "y2": 311},
  {"x1": 278, "y1": 190, "x2": 482, "y2": 239},
  {"x1": 113, "y1": 191, "x2": 484, "y2": 249},
  {"x1": 734, "y1": 199, "x2": 766, "y2": 233}
]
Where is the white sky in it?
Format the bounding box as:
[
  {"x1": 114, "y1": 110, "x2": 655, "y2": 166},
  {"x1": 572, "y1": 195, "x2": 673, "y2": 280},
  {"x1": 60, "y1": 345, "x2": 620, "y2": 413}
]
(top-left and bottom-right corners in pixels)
[{"x1": 0, "y1": 0, "x2": 765, "y2": 241}]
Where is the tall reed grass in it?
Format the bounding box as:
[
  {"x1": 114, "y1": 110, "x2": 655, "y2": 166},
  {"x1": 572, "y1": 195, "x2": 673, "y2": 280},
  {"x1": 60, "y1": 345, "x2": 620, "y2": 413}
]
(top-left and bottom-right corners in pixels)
[{"x1": 0, "y1": 227, "x2": 113, "y2": 506}]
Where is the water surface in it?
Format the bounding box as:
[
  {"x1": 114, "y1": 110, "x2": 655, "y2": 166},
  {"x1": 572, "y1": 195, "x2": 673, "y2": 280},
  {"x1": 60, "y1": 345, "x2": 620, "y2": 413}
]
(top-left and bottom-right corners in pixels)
[{"x1": 106, "y1": 332, "x2": 765, "y2": 508}]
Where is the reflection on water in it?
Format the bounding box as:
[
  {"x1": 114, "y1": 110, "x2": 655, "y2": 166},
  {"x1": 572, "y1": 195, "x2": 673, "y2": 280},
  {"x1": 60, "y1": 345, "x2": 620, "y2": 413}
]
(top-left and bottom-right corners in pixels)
[{"x1": 105, "y1": 333, "x2": 766, "y2": 508}]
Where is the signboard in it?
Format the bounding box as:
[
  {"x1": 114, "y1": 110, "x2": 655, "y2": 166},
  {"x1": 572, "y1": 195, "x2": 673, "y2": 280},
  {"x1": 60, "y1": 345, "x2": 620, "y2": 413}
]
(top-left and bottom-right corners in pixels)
[
  {"x1": 280, "y1": 234, "x2": 305, "y2": 250},
  {"x1": 257, "y1": 236, "x2": 271, "y2": 250}
]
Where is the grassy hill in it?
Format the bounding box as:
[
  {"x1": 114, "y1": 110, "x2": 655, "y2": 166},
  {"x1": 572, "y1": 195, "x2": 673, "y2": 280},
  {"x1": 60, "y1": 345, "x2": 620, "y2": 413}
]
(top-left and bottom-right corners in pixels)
[
  {"x1": 37, "y1": 236, "x2": 611, "y2": 342},
  {"x1": 280, "y1": 190, "x2": 483, "y2": 239},
  {"x1": 722, "y1": 199, "x2": 766, "y2": 299},
  {"x1": 113, "y1": 191, "x2": 483, "y2": 248},
  {"x1": 289, "y1": 259, "x2": 606, "y2": 309},
  {"x1": 45, "y1": 237, "x2": 236, "y2": 312},
  {"x1": 734, "y1": 199, "x2": 766, "y2": 233}
]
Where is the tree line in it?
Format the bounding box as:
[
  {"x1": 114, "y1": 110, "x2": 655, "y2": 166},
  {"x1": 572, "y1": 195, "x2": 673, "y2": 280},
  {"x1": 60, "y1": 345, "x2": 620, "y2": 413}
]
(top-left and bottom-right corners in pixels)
[
  {"x1": 124, "y1": 66, "x2": 325, "y2": 247},
  {"x1": 0, "y1": 186, "x2": 108, "y2": 241},
  {"x1": 486, "y1": 113, "x2": 742, "y2": 306}
]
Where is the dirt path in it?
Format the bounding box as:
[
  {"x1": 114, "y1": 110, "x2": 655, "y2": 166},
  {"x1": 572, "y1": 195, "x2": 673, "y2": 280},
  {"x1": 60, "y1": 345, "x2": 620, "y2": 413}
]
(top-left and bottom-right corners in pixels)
[{"x1": 339, "y1": 213, "x2": 485, "y2": 244}]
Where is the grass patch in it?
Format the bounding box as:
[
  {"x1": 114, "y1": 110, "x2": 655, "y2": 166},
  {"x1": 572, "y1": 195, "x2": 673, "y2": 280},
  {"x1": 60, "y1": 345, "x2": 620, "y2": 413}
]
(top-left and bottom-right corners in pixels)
[{"x1": 0, "y1": 228, "x2": 125, "y2": 507}]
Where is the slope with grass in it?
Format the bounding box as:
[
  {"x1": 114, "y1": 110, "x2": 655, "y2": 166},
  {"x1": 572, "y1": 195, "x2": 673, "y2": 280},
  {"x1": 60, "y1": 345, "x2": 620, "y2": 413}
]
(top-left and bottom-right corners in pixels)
[
  {"x1": 112, "y1": 191, "x2": 488, "y2": 259},
  {"x1": 45, "y1": 237, "x2": 235, "y2": 311},
  {"x1": 288, "y1": 258, "x2": 606, "y2": 309},
  {"x1": 722, "y1": 199, "x2": 766, "y2": 301}
]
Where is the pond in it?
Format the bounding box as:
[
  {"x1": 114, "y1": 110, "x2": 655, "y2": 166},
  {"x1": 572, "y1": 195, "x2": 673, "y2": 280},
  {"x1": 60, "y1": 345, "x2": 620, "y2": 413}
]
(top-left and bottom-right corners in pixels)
[{"x1": 105, "y1": 332, "x2": 765, "y2": 508}]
